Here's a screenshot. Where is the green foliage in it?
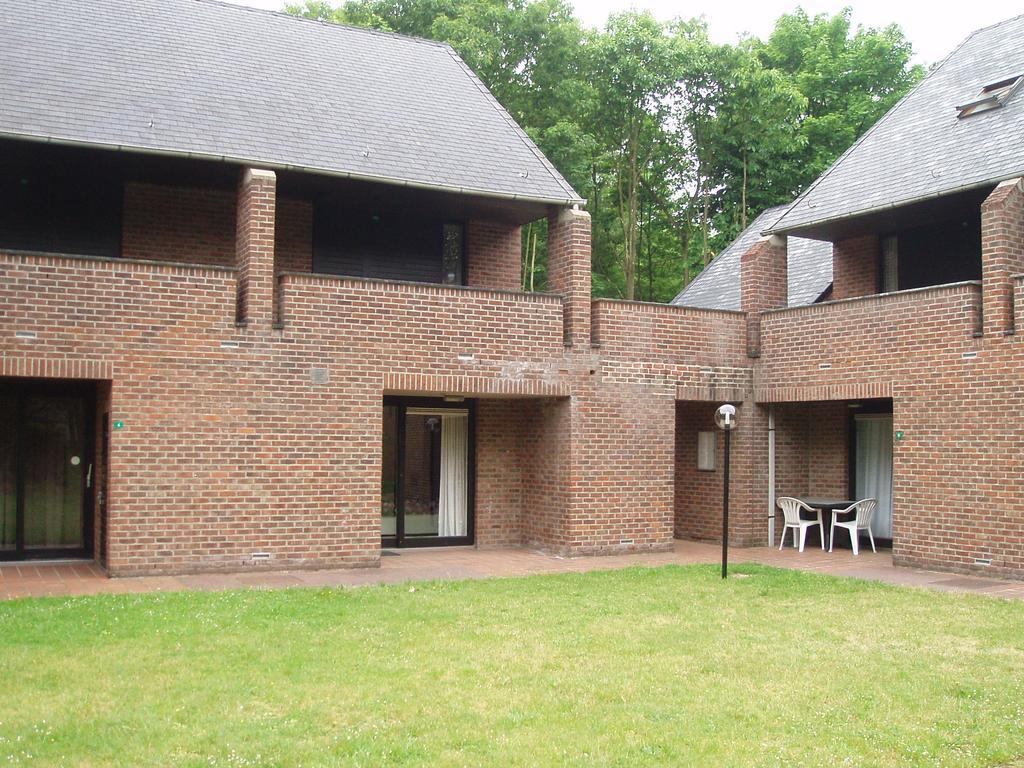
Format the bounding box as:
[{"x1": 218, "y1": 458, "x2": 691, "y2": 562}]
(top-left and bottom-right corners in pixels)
[
  {"x1": 756, "y1": 8, "x2": 926, "y2": 194},
  {"x1": 286, "y1": 1, "x2": 924, "y2": 302}
]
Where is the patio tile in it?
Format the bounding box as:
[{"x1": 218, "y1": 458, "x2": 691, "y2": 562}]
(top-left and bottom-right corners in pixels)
[{"x1": 0, "y1": 541, "x2": 1021, "y2": 601}]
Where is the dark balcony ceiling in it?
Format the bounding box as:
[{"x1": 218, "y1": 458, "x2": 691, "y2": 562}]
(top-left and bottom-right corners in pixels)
[
  {"x1": 770, "y1": 14, "x2": 1024, "y2": 236},
  {"x1": 0, "y1": 0, "x2": 583, "y2": 209},
  {"x1": 1, "y1": 138, "x2": 555, "y2": 226},
  {"x1": 779, "y1": 185, "x2": 994, "y2": 243}
]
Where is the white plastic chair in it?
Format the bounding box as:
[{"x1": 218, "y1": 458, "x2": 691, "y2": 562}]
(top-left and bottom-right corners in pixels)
[
  {"x1": 777, "y1": 497, "x2": 824, "y2": 552},
  {"x1": 829, "y1": 498, "x2": 878, "y2": 555}
]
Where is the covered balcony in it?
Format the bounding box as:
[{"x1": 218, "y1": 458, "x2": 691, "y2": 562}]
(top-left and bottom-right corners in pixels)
[{"x1": 0, "y1": 138, "x2": 583, "y2": 361}]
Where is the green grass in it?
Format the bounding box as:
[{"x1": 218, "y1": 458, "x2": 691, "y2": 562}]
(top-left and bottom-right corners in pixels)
[{"x1": 1, "y1": 565, "x2": 1023, "y2": 767}]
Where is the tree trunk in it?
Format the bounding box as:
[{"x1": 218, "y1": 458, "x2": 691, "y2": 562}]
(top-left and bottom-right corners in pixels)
[
  {"x1": 741, "y1": 150, "x2": 748, "y2": 231},
  {"x1": 702, "y1": 191, "x2": 710, "y2": 265},
  {"x1": 622, "y1": 122, "x2": 640, "y2": 301},
  {"x1": 528, "y1": 227, "x2": 537, "y2": 292},
  {"x1": 521, "y1": 222, "x2": 531, "y2": 291}
]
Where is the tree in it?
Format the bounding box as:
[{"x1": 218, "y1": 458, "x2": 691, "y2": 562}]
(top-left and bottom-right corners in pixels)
[
  {"x1": 285, "y1": 1, "x2": 924, "y2": 303},
  {"x1": 756, "y1": 8, "x2": 924, "y2": 192},
  {"x1": 587, "y1": 12, "x2": 681, "y2": 300}
]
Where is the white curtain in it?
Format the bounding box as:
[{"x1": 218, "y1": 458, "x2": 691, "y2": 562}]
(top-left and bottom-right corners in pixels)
[
  {"x1": 855, "y1": 415, "x2": 893, "y2": 539},
  {"x1": 438, "y1": 412, "x2": 468, "y2": 537}
]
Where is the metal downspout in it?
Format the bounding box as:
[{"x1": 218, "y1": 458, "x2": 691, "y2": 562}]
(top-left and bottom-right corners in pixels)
[{"x1": 768, "y1": 406, "x2": 776, "y2": 547}]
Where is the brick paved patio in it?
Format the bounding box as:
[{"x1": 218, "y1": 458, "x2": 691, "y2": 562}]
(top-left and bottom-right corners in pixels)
[{"x1": 3, "y1": 540, "x2": 1023, "y2": 601}]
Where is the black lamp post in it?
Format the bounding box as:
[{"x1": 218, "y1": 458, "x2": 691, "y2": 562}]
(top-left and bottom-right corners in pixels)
[{"x1": 714, "y1": 404, "x2": 738, "y2": 579}]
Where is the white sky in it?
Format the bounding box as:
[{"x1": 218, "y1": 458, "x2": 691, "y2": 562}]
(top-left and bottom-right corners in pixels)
[{"x1": 229, "y1": 0, "x2": 1020, "y2": 65}]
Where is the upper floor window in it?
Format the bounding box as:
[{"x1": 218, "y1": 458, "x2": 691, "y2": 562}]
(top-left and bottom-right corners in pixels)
[
  {"x1": 441, "y1": 223, "x2": 464, "y2": 286},
  {"x1": 312, "y1": 199, "x2": 464, "y2": 285},
  {"x1": 882, "y1": 216, "x2": 981, "y2": 291},
  {"x1": 956, "y1": 75, "x2": 1023, "y2": 118},
  {"x1": 0, "y1": 150, "x2": 121, "y2": 258}
]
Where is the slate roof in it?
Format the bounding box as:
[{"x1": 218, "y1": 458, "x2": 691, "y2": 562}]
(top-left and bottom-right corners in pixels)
[
  {"x1": 771, "y1": 14, "x2": 1024, "y2": 234},
  {"x1": 0, "y1": 0, "x2": 582, "y2": 205},
  {"x1": 671, "y1": 205, "x2": 833, "y2": 311}
]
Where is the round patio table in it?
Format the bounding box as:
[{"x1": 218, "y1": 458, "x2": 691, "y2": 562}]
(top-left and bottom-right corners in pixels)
[{"x1": 796, "y1": 498, "x2": 855, "y2": 550}]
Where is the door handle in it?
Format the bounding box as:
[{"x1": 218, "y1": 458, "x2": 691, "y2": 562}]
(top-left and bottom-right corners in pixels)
[{"x1": 86, "y1": 463, "x2": 93, "y2": 488}]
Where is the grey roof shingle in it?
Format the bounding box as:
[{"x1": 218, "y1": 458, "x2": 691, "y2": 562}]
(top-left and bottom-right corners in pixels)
[
  {"x1": 670, "y1": 206, "x2": 833, "y2": 311},
  {"x1": 0, "y1": 0, "x2": 582, "y2": 205},
  {"x1": 771, "y1": 14, "x2": 1024, "y2": 234}
]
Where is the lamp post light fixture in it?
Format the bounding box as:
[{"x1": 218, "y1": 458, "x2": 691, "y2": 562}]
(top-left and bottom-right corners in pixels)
[{"x1": 714, "y1": 404, "x2": 738, "y2": 579}]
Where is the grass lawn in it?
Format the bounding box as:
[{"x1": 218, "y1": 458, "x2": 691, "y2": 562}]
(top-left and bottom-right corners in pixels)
[{"x1": 1, "y1": 565, "x2": 1023, "y2": 767}]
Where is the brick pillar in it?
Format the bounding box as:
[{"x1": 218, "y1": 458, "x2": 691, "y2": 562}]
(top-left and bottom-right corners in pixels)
[
  {"x1": 547, "y1": 207, "x2": 592, "y2": 347},
  {"x1": 235, "y1": 168, "x2": 277, "y2": 326},
  {"x1": 740, "y1": 234, "x2": 787, "y2": 357},
  {"x1": 832, "y1": 235, "x2": 879, "y2": 300},
  {"x1": 981, "y1": 178, "x2": 1024, "y2": 337}
]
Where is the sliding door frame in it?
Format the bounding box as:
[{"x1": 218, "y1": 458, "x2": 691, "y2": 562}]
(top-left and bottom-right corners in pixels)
[
  {"x1": 382, "y1": 396, "x2": 476, "y2": 549},
  {"x1": 1, "y1": 378, "x2": 96, "y2": 561},
  {"x1": 847, "y1": 398, "x2": 894, "y2": 549}
]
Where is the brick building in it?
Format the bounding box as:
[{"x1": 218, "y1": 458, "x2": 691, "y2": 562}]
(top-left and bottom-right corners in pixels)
[
  {"x1": 2, "y1": 3, "x2": 1023, "y2": 580},
  {"x1": 674, "y1": 15, "x2": 1024, "y2": 579}
]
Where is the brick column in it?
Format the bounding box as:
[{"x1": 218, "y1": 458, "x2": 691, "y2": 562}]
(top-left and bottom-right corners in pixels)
[
  {"x1": 832, "y1": 235, "x2": 879, "y2": 299},
  {"x1": 981, "y1": 178, "x2": 1024, "y2": 337},
  {"x1": 235, "y1": 168, "x2": 277, "y2": 326},
  {"x1": 547, "y1": 207, "x2": 592, "y2": 347},
  {"x1": 740, "y1": 234, "x2": 787, "y2": 357}
]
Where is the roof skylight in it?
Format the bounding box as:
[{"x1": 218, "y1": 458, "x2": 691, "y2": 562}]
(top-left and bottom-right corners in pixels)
[{"x1": 956, "y1": 75, "x2": 1023, "y2": 118}]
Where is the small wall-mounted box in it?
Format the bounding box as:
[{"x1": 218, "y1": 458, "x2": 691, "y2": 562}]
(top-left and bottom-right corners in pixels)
[{"x1": 697, "y1": 431, "x2": 717, "y2": 471}]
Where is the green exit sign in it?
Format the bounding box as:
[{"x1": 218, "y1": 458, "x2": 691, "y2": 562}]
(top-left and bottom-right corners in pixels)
[
  {"x1": 113, "y1": 420, "x2": 124, "y2": 430},
  {"x1": 895, "y1": 430, "x2": 904, "y2": 441}
]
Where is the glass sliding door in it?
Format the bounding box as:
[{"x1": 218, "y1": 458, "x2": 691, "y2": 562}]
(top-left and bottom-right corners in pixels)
[
  {"x1": 0, "y1": 391, "x2": 16, "y2": 554},
  {"x1": 855, "y1": 414, "x2": 894, "y2": 542},
  {"x1": 0, "y1": 380, "x2": 94, "y2": 560},
  {"x1": 381, "y1": 406, "x2": 398, "y2": 538},
  {"x1": 381, "y1": 399, "x2": 473, "y2": 547}
]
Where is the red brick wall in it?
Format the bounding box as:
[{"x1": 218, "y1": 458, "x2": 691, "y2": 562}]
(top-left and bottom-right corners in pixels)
[
  {"x1": 771, "y1": 404, "x2": 809, "y2": 544},
  {"x1": 756, "y1": 278, "x2": 1024, "y2": 578},
  {"x1": 235, "y1": 169, "x2": 277, "y2": 325},
  {"x1": 806, "y1": 402, "x2": 848, "y2": 497},
  {"x1": 275, "y1": 197, "x2": 313, "y2": 274},
  {"x1": 467, "y1": 220, "x2": 521, "y2": 291},
  {"x1": 475, "y1": 399, "x2": 526, "y2": 548},
  {"x1": 674, "y1": 399, "x2": 773, "y2": 547},
  {"x1": 122, "y1": 183, "x2": 517, "y2": 292},
  {"x1": 12, "y1": 160, "x2": 1024, "y2": 581},
  {"x1": 0, "y1": 243, "x2": 570, "y2": 574},
  {"x1": 758, "y1": 283, "x2": 981, "y2": 397},
  {"x1": 981, "y1": 179, "x2": 1024, "y2": 336},
  {"x1": 1017, "y1": 275, "x2": 1024, "y2": 331},
  {"x1": 123, "y1": 182, "x2": 236, "y2": 265},
  {"x1": 521, "y1": 398, "x2": 570, "y2": 550},
  {"x1": 595, "y1": 301, "x2": 751, "y2": 552},
  {"x1": 674, "y1": 402, "x2": 722, "y2": 540},
  {"x1": 832, "y1": 235, "x2": 879, "y2": 299},
  {"x1": 122, "y1": 182, "x2": 313, "y2": 275},
  {"x1": 740, "y1": 236, "x2": 787, "y2": 356},
  {"x1": 548, "y1": 208, "x2": 592, "y2": 347}
]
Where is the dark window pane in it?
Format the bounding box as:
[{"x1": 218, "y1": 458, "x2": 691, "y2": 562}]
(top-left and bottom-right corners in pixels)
[
  {"x1": 382, "y1": 406, "x2": 397, "y2": 537},
  {"x1": 442, "y1": 223, "x2": 464, "y2": 285},
  {"x1": 0, "y1": 143, "x2": 121, "y2": 258},
  {"x1": 0, "y1": 394, "x2": 16, "y2": 551},
  {"x1": 896, "y1": 216, "x2": 981, "y2": 291},
  {"x1": 23, "y1": 395, "x2": 85, "y2": 549}
]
